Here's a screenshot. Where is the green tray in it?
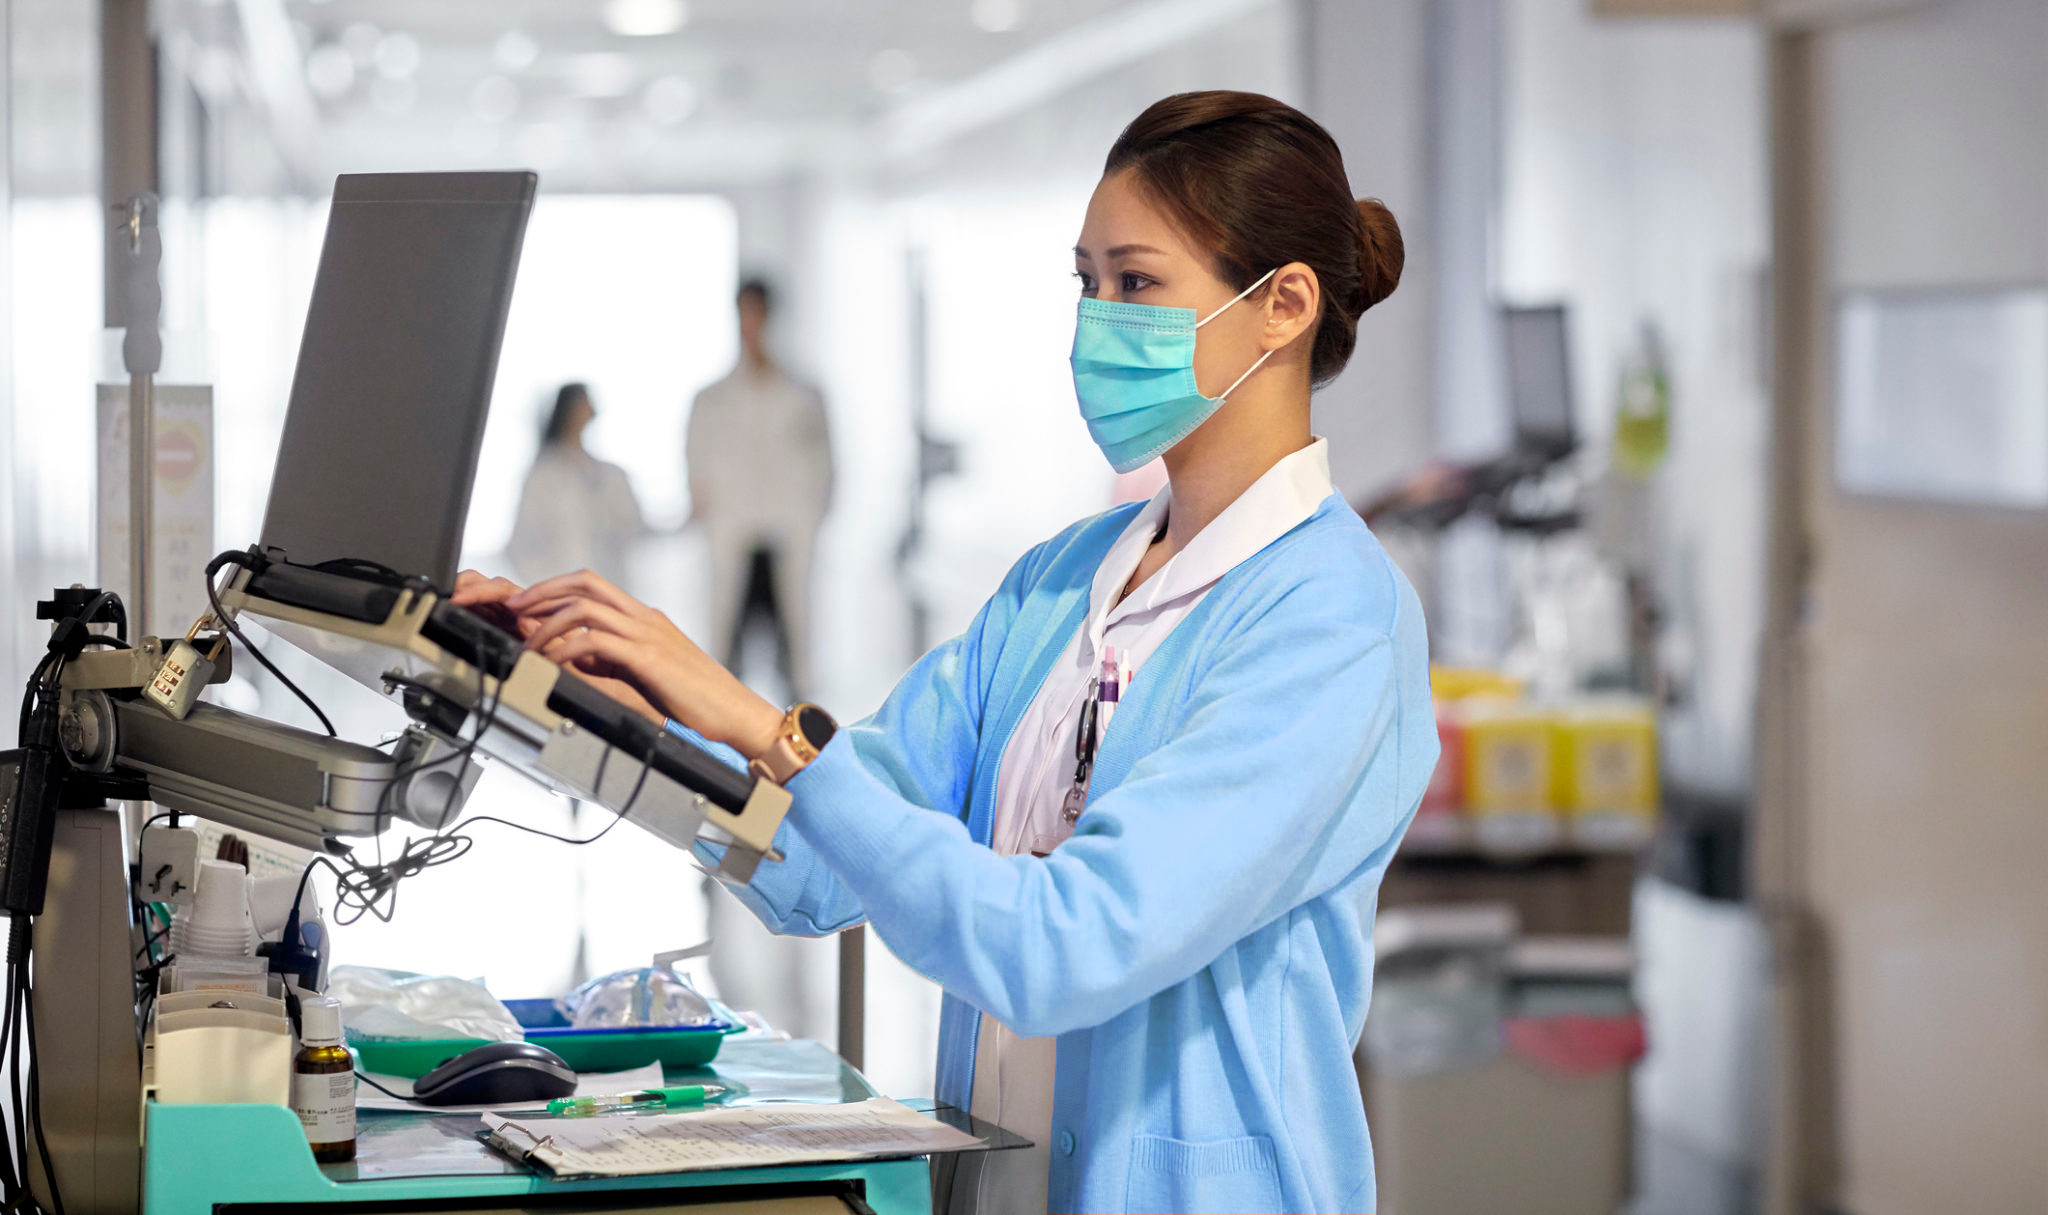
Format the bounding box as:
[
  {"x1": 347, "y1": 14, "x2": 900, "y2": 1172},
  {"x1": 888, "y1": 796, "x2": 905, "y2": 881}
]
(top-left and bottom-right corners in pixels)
[{"x1": 351, "y1": 998, "x2": 744, "y2": 1078}]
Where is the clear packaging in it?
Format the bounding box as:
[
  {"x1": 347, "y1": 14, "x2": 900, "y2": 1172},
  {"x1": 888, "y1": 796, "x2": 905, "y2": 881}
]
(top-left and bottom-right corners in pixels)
[
  {"x1": 557, "y1": 966, "x2": 718, "y2": 1030},
  {"x1": 326, "y1": 966, "x2": 524, "y2": 1043}
]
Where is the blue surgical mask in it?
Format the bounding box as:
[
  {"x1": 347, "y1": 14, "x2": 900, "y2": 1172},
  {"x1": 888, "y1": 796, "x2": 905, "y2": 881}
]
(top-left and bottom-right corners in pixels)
[{"x1": 1069, "y1": 268, "x2": 1279, "y2": 473}]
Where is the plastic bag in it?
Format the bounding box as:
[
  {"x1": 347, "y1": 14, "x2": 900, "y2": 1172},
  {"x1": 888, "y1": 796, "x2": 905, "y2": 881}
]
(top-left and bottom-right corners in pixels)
[
  {"x1": 558, "y1": 966, "x2": 718, "y2": 1030},
  {"x1": 327, "y1": 965, "x2": 524, "y2": 1043}
]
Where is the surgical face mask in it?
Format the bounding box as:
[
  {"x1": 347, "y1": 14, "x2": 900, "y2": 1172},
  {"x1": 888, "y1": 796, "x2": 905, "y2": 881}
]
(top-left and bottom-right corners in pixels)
[{"x1": 1069, "y1": 268, "x2": 1279, "y2": 474}]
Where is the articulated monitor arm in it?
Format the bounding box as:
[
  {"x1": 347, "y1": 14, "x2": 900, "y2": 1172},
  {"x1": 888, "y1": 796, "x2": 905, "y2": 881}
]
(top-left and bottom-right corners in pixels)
[{"x1": 37, "y1": 581, "x2": 789, "y2": 886}]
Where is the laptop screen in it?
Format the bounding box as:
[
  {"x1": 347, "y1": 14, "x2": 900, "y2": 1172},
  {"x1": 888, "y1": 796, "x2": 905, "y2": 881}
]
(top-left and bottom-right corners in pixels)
[{"x1": 258, "y1": 171, "x2": 536, "y2": 590}]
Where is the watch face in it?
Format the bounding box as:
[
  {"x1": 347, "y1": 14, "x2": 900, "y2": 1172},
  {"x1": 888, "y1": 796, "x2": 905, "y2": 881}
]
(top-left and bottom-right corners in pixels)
[{"x1": 796, "y1": 704, "x2": 837, "y2": 749}]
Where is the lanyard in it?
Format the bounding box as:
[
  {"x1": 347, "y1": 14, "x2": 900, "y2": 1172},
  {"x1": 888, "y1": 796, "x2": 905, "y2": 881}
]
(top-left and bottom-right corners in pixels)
[
  {"x1": 1060, "y1": 688, "x2": 1100, "y2": 828},
  {"x1": 1060, "y1": 647, "x2": 1123, "y2": 828}
]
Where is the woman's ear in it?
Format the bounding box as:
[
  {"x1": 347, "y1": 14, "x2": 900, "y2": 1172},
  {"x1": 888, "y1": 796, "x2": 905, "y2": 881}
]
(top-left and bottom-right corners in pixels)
[{"x1": 1261, "y1": 262, "x2": 1321, "y2": 351}]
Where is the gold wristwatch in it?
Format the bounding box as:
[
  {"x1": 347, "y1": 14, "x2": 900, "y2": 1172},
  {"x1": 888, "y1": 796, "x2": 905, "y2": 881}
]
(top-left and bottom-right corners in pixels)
[{"x1": 749, "y1": 703, "x2": 839, "y2": 786}]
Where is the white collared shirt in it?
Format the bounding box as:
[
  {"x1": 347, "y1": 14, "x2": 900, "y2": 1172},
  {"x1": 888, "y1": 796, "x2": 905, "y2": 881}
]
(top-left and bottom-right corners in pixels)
[{"x1": 959, "y1": 437, "x2": 1335, "y2": 1215}]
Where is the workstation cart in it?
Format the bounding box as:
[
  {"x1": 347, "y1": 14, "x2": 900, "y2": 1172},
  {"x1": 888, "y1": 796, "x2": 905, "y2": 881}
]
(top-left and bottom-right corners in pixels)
[{"x1": 141, "y1": 1039, "x2": 1024, "y2": 1215}]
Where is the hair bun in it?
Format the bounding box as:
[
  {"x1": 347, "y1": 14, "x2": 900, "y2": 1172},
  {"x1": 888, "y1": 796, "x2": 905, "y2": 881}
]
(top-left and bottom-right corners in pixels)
[{"x1": 1355, "y1": 198, "x2": 1404, "y2": 313}]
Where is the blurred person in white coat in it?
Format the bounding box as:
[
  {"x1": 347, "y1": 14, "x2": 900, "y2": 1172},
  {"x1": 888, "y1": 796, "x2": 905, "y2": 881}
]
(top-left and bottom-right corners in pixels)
[
  {"x1": 686, "y1": 279, "x2": 834, "y2": 699},
  {"x1": 509, "y1": 383, "x2": 648, "y2": 588}
]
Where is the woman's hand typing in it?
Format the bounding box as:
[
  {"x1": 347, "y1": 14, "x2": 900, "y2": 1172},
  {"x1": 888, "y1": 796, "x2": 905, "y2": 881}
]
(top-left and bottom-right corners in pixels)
[{"x1": 452, "y1": 568, "x2": 782, "y2": 757}]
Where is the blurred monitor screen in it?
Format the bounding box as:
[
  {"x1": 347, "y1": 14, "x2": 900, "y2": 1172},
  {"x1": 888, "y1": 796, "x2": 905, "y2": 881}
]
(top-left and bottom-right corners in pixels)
[
  {"x1": 1503, "y1": 304, "x2": 1576, "y2": 461},
  {"x1": 259, "y1": 171, "x2": 537, "y2": 590}
]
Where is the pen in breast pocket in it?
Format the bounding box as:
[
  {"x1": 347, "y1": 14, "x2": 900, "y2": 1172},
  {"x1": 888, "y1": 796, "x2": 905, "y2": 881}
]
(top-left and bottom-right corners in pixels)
[{"x1": 1098, "y1": 646, "x2": 1120, "y2": 738}]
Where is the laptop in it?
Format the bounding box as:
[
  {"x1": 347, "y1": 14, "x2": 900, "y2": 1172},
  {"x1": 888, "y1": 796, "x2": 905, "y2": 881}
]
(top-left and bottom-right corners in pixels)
[
  {"x1": 257, "y1": 171, "x2": 536, "y2": 589},
  {"x1": 236, "y1": 171, "x2": 755, "y2": 818}
]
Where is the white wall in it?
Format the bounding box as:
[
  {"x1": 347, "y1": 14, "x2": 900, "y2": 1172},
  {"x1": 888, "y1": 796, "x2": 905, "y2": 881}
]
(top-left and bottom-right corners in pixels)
[{"x1": 1300, "y1": 0, "x2": 1438, "y2": 501}]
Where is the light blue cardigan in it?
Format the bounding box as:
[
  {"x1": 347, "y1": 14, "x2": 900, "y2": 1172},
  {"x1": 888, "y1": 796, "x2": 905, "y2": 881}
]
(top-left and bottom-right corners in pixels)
[{"x1": 681, "y1": 494, "x2": 1436, "y2": 1214}]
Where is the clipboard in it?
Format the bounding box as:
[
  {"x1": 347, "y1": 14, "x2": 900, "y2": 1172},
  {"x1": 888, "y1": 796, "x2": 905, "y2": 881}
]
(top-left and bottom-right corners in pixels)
[{"x1": 478, "y1": 1097, "x2": 986, "y2": 1180}]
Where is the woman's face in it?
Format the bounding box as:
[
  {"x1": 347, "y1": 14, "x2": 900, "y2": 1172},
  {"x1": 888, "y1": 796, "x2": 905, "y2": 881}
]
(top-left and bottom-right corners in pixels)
[
  {"x1": 1074, "y1": 168, "x2": 1269, "y2": 399},
  {"x1": 566, "y1": 397, "x2": 595, "y2": 442}
]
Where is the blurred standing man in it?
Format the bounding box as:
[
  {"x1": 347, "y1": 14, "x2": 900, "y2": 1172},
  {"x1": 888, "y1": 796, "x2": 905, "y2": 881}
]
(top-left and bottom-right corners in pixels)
[
  {"x1": 687, "y1": 278, "x2": 834, "y2": 699},
  {"x1": 689, "y1": 280, "x2": 837, "y2": 1045}
]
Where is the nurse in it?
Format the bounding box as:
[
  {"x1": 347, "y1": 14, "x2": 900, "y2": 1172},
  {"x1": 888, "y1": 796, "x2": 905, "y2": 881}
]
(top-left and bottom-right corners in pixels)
[{"x1": 459, "y1": 90, "x2": 1437, "y2": 1215}]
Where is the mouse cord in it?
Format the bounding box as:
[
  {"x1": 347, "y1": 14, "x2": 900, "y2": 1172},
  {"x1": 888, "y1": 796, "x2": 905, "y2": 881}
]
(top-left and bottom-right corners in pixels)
[{"x1": 353, "y1": 1071, "x2": 424, "y2": 1103}]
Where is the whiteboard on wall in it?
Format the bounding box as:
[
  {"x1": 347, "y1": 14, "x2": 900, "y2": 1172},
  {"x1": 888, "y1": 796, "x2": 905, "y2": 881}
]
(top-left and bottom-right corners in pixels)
[{"x1": 1835, "y1": 288, "x2": 2048, "y2": 510}]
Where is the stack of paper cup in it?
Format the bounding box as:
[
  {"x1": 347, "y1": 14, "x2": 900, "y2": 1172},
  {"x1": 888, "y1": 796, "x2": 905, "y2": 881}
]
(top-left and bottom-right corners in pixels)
[{"x1": 171, "y1": 859, "x2": 256, "y2": 957}]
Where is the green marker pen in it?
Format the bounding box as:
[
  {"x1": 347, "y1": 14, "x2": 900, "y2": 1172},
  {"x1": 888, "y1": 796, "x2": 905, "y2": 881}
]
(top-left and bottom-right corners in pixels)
[{"x1": 546, "y1": 1083, "x2": 726, "y2": 1117}]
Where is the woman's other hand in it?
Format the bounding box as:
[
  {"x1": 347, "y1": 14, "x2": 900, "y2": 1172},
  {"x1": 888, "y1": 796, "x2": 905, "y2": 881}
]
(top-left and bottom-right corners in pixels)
[
  {"x1": 450, "y1": 569, "x2": 668, "y2": 727},
  {"x1": 509, "y1": 570, "x2": 782, "y2": 757},
  {"x1": 451, "y1": 570, "x2": 534, "y2": 638}
]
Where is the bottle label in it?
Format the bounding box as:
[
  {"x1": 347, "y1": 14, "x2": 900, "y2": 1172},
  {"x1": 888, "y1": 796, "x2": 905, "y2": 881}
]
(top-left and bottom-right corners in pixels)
[{"x1": 292, "y1": 1071, "x2": 356, "y2": 1143}]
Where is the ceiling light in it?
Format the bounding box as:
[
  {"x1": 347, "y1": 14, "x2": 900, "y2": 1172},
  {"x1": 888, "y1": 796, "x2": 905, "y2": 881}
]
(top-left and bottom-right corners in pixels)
[
  {"x1": 970, "y1": 0, "x2": 1025, "y2": 33},
  {"x1": 868, "y1": 48, "x2": 918, "y2": 94},
  {"x1": 304, "y1": 43, "x2": 355, "y2": 99},
  {"x1": 642, "y1": 74, "x2": 698, "y2": 125},
  {"x1": 471, "y1": 75, "x2": 520, "y2": 123},
  {"x1": 373, "y1": 31, "x2": 420, "y2": 79},
  {"x1": 370, "y1": 76, "x2": 416, "y2": 116},
  {"x1": 566, "y1": 51, "x2": 636, "y2": 98},
  {"x1": 602, "y1": 0, "x2": 688, "y2": 38},
  {"x1": 493, "y1": 29, "x2": 539, "y2": 73}
]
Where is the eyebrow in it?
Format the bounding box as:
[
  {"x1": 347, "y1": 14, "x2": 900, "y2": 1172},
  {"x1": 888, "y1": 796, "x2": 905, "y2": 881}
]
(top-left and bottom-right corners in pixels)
[{"x1": 1072, "y1": 243, "x2": 1168, "y2": 260}]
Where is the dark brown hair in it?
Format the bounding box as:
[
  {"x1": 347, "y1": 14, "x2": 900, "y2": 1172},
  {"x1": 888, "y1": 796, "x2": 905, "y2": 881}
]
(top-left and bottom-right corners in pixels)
[{"x1": 1105, "y1": 91, "x2": 1403, "y2": 387}]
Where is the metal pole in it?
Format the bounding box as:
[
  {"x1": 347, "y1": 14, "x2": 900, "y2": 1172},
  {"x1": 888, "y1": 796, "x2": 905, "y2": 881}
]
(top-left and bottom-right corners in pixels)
[
  {"x1": 112, "y1": 194, "x2": 160, "y2": 636},
  {"x1": 837, "y1": 926, "x2": 865, "y2": 1072},
  {"x1": 127, "y1": 373, "x2": 151, "y2": 635}
]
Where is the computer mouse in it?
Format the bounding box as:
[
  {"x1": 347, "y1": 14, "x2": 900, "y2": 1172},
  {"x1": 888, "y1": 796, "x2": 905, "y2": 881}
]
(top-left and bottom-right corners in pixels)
[{"x1": 411, "y1": 1041, "x2": 578, "y2": 1107}]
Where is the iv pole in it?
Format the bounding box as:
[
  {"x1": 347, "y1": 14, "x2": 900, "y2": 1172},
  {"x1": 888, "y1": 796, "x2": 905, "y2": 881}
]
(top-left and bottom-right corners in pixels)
[{"x1": 112, "y1": 193, "x2": 161, "y2": 639}]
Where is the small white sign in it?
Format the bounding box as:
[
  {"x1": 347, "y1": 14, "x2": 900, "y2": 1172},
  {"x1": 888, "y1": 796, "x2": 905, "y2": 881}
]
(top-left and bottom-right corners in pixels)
[
  {"x1": 1836, "y1": 289, "x2": 2048, "y2": 510},
  {"x1": 97, "y1": 382, "x2": 215, "y2": 639}
]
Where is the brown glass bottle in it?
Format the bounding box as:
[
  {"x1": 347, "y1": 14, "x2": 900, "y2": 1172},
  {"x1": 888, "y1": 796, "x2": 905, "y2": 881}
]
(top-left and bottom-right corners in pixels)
[{"x1": 292, "y1": 997, "x2": 356, "y2": 1163}]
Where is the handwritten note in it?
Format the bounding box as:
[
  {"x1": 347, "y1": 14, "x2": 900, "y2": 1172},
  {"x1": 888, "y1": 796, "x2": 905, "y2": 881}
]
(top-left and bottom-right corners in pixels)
[{"x1": 482, "y1": 1097, "x2": 984, "y2": 1177}]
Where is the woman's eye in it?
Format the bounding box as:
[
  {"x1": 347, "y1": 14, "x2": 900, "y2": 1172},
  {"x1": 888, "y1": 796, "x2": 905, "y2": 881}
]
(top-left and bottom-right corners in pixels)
[
  {"x1": 1074, "y1": 271, "x2": 1097, "y2": 296},
  {"x1": 1120, "y1": 272, "x2": 1153, "y2": 294}
]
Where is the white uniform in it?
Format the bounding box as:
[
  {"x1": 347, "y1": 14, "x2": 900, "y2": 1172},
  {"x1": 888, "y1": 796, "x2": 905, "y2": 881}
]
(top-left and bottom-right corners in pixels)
[
  {"x1": 957, "y1": 438, "x2": 1335, "y2": 1215},
  {"x1": 686, "y1": 363, "x2": 834, "y2": 693},
  {"x1": 507, "y1": 445, "x2": 647, "y2": 588}
]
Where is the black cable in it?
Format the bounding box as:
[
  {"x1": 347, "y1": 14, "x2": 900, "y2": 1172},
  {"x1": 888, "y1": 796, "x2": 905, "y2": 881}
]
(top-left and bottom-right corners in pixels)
[
  {"x1": 22, "y1": 960, "x2": 62, "y2": 1215},
  {"x1": 134, "y1": 810, "x2": 178, "y2": 853},
  {"x1": 309, "y1": 659, "x2": 503, "y2": 926},
  {"x1": 452, "y1": 732, "x2": 656, "y2": 848},
  {"x1": 352, "y1": 1071, "x2": 422, "y2": 1103},
  {"x1": 203, "y1": 551, "x2": 336, "y2": 737},
  {"x1": 0, "y1": 960, "x2": 20, "y2": 1198},
  {"x1": 6, "y1": 957, "x2": 23, "y2": 1211},
  {"x1": 16, "y1": 653, "x2": 56, "y2": 749}
]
